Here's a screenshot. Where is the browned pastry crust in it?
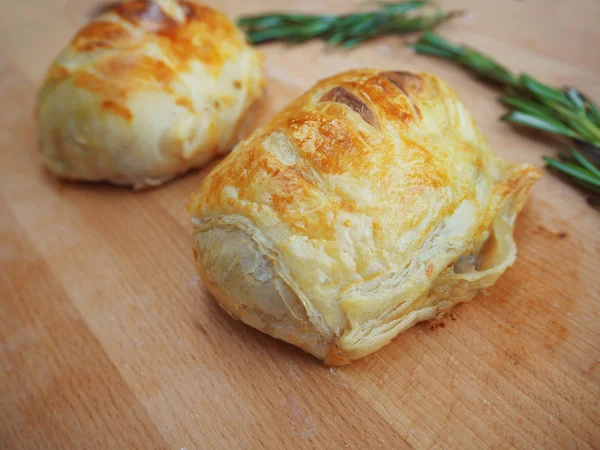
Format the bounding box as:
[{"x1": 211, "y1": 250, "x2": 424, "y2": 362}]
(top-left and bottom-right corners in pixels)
[
  {"x1": 188, "y1": 68, "x2": 541, "y2": 364},
  {"x1": 37, "y1": 0, "x2": 263, "y2": 188}
]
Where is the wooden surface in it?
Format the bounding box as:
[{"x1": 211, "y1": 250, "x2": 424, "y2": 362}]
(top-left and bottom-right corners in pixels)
[{"x1": 1, "y1": 0, "x2": 600, "y2": 448}]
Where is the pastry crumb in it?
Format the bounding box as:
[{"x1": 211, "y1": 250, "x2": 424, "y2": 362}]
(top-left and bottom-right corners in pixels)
[{"x1": 430, "y1": 321, "x2": 445, "y2": 330}]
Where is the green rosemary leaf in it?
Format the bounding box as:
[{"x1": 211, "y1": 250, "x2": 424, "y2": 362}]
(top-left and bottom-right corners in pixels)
[
  {"x1": 499, "y1": 96, "x2": 558, "y2": 121},
  {"x1": 345, "y1": 14, "x2": 378, "y2": 37},
  {"x1": 246, "y1": 23, "x2": 329, "y2": 44},
  {"x1": 418, "y1": 31, "x2": 465, "y2": 55},
  {"x1": 240, "y1": 13, "x2": 326, "y2": 29},
  {"x1": 570, "y1": 147, "x2": 600, "y2": 179},
  {"x1": 519, "y1": 74, "x2": 570, "y2": 107},
  {"x1": 237, "y1": 16, "x2": 284, "y2": 30},
  {"x1": 543, "y1": 157, "x2": 600, "y2": 188},
  {"x1": 410, "y1": 42, "x2": 455, "y2": 57},
  {"x1": 341, "y1": 36, "x2": 366, "y2": 48},
  {"x1": 238, "y1": 1, "x2": 452, "y2": 47},
  {"x1": 327, "y1": 30, "x2": 347, "y2": 46},
  {"x1": 565, "y1": 87, "x2": 586, "y2": 111},
  {"x1": 381, "y1": 0, "x2": 430, "y2": 15},
  {"x1": 502, "y1": 111, "x2": 582, "y2": 139},
  {"x1": 417, "y1": 33, "x2": 520, "y2": 86},
  {"x1": 583, "y1": 96, "x2": 600, "y2": 126},
  {"x1": 399, "y1": 12, "x2": 448, "y2": 31},
  {"x1": 543, "y1": 103, "x2": 600, "y2": 143}
]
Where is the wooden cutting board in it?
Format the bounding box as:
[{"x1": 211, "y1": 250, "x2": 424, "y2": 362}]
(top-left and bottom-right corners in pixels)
[{"x1": 1, "y1": 1, "x2": 599, "y2": 448}]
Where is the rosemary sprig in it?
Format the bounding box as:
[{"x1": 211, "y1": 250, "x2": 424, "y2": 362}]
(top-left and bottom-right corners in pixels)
[
  {"x1": 237, "y1": 1, "x2": 457, "y2": 48},
  {"x1": 413, "y1": 31, "x2": 600, "y2": 195}
]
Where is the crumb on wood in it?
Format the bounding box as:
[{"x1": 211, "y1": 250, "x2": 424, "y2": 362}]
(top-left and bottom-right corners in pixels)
[
  {"x1": 430, "y1": 319, "x2": 446, "y2": 331},
  {"x1": 535, "y1": 225, "x2": 570, "y2": 241}
]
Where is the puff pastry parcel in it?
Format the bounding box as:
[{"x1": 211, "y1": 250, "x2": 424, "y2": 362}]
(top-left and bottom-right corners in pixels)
[
  {"x1": 37, "y1": 0, "x2": 263, "y2": 188},
  {"x1": 188, "y1": 69, "x2": 541, "y2": 365}
]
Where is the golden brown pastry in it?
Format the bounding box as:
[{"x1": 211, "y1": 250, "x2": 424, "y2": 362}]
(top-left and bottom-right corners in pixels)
[
  {"x1": 187, "y1": 69, "x2": 541, "y2": 365},
  {"x1": 37, "y1": 0, "x2": 263, "y2": 188}
]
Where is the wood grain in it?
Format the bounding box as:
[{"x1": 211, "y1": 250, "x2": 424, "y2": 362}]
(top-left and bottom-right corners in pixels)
[{"x1": 1, "y1": 1, "x2": 599, "y2": 449}]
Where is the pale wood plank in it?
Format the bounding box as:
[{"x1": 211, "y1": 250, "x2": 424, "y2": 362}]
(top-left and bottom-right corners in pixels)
[
  {"x1": 0, "y1": 197, "x2": 169, "y2": 450},
  {"x1": 0, "y1": 0, "x2": 68, "y2": 33}
]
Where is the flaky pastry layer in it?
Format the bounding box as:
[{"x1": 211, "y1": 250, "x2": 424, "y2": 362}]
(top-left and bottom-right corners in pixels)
[
  {"x1": 188, "y1": 69, "x2": 541, "y2": 364},
  {"x1": 37, "y1": 0, "x2": 263, "y2": 188}
]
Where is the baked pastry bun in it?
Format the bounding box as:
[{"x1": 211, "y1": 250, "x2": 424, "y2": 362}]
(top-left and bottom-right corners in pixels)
[
  {"x1": 188, "y1": 69, "x2": 541, "y2": 365},
  {"x1": 37, "y1": 0, "x2": 263, "y2": 188}
]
